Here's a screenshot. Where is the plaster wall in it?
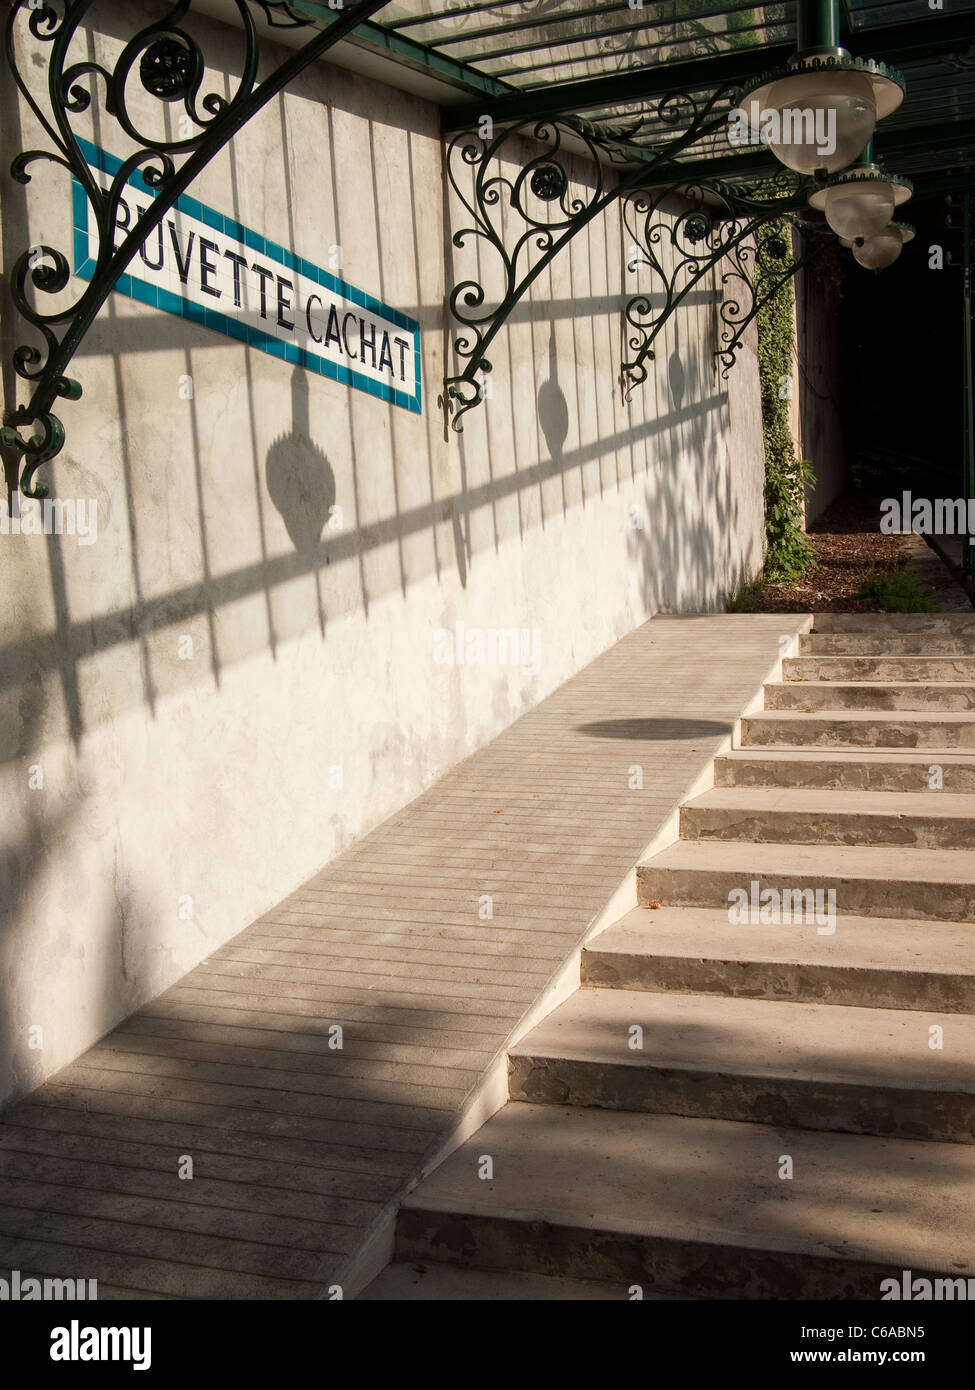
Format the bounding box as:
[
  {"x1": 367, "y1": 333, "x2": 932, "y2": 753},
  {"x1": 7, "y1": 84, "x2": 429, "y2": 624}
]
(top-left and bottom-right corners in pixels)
[{"x1": 0, "y1": 5, "x2": 766, "y2": 1106}]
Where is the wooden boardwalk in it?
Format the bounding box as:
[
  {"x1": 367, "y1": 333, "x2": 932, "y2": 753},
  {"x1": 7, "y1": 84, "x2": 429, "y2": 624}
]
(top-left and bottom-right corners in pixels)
[{"x1": 0, "y1": 615, "x2": 799, "y2": 1299}]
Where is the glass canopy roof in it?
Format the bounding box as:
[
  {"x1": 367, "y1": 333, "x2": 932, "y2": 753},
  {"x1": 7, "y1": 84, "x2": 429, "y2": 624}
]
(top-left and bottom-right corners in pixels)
[
  {"x1": 379, "y1": 1, "x2": 788, "y2": 87},
  {"x1": 326, "y1": 0, "x2": 975, "y2": 193}
]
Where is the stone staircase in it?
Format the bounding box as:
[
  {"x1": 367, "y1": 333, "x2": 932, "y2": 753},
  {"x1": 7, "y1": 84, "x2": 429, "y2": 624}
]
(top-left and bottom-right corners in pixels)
[{"x1": 361, "y1": 614, "x2": 975, "y2": 1301}]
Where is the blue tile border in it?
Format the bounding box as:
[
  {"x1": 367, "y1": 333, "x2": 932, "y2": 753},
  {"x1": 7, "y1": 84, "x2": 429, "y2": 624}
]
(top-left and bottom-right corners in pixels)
[{"x1": 71, "y1": 137, "x2": 422, "y2": 415}]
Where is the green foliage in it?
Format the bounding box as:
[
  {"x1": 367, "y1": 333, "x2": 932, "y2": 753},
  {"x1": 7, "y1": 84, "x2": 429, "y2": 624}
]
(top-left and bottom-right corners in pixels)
[
  {"x1": 856, "y1": 566, "x2": 939, "y2": 613},
  {"x1": 725, "y1": 6, "x2": 759, "y2": 46},
  {"x1": 755, "y1": 219, "x2": 816, "y2": 583},
  {"x1": 669, "y1": 2, "x2": 759, "y2": 50},
  {"x1": 726, "y1": 579, "x2": 764, "y2": 612},
  {"x1": 766, "y1": 457, "x2": 817, "y2": 581}
]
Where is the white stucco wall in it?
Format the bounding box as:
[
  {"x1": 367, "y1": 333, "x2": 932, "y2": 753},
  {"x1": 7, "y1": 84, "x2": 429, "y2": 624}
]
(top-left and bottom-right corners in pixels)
[{"x1": 0, "y1": 5, "x2": 766, "y2": 1106}]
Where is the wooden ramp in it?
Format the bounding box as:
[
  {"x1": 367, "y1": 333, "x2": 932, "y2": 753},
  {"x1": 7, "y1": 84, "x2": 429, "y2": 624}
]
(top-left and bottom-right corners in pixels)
[{"x1": 0, "y1": 615, "x2": 797, "y2": 1299}]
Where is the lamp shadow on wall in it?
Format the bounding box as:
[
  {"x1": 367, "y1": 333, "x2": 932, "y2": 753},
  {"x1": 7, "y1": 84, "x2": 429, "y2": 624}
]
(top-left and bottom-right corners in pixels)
[
  {"x1": 265, "y1": 367, "x2": 337, "y2": 555},
  {"x1": 538, "y1": 324, "x2": 570, "y2": 514}
]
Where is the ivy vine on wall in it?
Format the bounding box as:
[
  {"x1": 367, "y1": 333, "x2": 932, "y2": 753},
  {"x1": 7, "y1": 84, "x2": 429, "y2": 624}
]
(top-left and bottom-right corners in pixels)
[{"x1": 755, "y1": 219, "x2": 816, "y2": 581}]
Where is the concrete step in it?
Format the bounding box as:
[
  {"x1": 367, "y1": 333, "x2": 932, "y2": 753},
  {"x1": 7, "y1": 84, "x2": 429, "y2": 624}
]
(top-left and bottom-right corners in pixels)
[
  {"x1": 784, "y1": 656, "x2": 975, "y2": 683},
  {"x1": 801, "y1": 634, "x2": 975, "y2": 656},
  {"x1": 509, "y1": 987, "x2": 975, "y2": 1142},
  {"x1": 715, "y1": 750, "x2": 975, "y2": 792},
  {"x1": 358, "y1": 1263, "x2": 634, "y2": 1300},
  {"x1": 741, "y1": 710, "x2": 975, "y2": 748},
  {"x1": 680, "y1": 787, "x2": 975, "y2": 849},
  {"x1": 636, "y1": 840, "x2": 975, "y2": 922},
  {"x1": 813, "y1": 614, "x2": 975, "y2": 634},
  {"x1": 395, "y1": 1104, "x2": 975, "y2": 1298},
  {"x1": 766, "y1": 681, "x2": 975, "y2": 713},
  {"x1": 582, "y1": 905, "x2": 975, "y2": 1013}
]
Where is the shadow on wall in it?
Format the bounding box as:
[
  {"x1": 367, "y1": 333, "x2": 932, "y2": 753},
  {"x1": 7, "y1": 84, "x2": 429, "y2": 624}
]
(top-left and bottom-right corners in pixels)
[
  {"x1": 538, "y1": 324, "x2": 570, "y2": 492},
  {"x1": 0, "y1": 659, "x2": 165, "y2": 1104},
  {"x1": 0, "y1": 286, "x2": 740, "y2": 767},
  {"x1": 265, "y1": 368, "x2": 337, "y2": 553},
  {"x1": 0, "y1": 7, "x2": 758, "y2": 1114},
  {"x1": 624, "y1": 316, "x2": 754, "y2": 615}
]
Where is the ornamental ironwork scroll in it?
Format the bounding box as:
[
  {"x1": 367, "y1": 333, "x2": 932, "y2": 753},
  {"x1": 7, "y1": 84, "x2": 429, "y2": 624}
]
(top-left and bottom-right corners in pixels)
[
  {"x1": 1, "y1": 0, "x2": 392, "y2": 498},
  {"x1": 442, "y1": 80, "x2": 745, "y2": 432},
  {"x1": 713, "y1": 212, "x2": 834, "y2": 374},
  {"x1": 618, "y1": 174, "x2": 816, "y2": 399}
]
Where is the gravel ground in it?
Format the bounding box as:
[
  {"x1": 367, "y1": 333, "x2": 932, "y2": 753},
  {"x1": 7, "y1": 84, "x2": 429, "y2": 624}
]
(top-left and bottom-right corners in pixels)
[{"x1": 748, "y1": 490, "x2": 935, "y2": 613}]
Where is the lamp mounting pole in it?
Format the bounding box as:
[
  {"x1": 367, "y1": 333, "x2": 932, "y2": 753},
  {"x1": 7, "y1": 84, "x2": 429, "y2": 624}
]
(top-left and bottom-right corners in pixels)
[{"x1": 796, "y1": 0, "x2": 843, "y2": 58}]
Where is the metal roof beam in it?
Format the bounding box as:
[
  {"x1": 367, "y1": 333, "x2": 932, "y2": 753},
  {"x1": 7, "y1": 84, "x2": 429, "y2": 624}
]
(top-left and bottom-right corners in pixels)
[
  {"x1": 441, "y1": 46, "x2": 791, "y2": 129},
  {"x1": 441, "y1": 11, "x2": 975, "y2": 130},
  {"x1": 844, "y1": 13, "x2": 975, "y2": 64},
  {"x1": 630, "y1": 117, "x2": 975, "y2": 189},
  {"x1": 289, "y1": 2, "x2": 522, "y2": 100}
]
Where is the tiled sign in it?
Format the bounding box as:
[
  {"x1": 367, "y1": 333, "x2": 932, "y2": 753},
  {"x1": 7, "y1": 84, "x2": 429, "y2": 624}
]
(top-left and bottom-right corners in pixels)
[{"x1": 72, "y1": 138, "x2": 421, "y2": 414}]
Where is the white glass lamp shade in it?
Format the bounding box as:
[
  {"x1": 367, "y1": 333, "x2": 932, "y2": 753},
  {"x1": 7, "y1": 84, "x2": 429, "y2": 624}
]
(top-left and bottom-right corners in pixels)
[
  {"x1": 824, "y1": 179, "x2": 895, "y2": 239},
  {"x1": 852, "y1": 226, "x2": 904, "y2": 269},
  {"x1": 755, "y1": 69, "x2": 877, "y2": 174}
]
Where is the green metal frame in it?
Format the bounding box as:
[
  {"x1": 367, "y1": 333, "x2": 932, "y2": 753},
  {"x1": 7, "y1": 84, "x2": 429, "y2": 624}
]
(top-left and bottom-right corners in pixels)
[
  {"x1": 7, "y1": 0, "x2": 970, "y2": 478},
  {"x1": 440, "y1": 0, "x2": 943, "y2": 428},
  {"x1": 618, "y1": 179, "x2": 827, "y2": 397},
  {"x1": 443, "y1": 82, "x2": 757, "y2": 430},
  {"x1": 440, "y1": 11, "x2": 975, "y2": 130},
  {"x1": 1, "y1": 0, "x2": 393, "y2": 498}
]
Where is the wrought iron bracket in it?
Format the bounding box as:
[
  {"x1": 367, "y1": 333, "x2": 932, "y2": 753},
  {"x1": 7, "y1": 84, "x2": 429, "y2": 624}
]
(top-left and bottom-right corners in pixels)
[
  {"x1": 713, "y1": 214, "x2": 835, "y2": 372},
  {"x1": 618, "y1": 176, "x2": 825, "y2": 398},
  {"x1": 1, "y1": 0, "x2": 392, "y2": 498},
  {"x1": 442, "y1": 82, "x2": 747, "y2": 432}
]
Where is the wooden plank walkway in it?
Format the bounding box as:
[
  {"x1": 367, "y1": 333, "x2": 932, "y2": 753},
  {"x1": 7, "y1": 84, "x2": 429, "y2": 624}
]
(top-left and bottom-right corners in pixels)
[{"x1": 0, "y1": 615, "x2": 801, "y2": 1299}]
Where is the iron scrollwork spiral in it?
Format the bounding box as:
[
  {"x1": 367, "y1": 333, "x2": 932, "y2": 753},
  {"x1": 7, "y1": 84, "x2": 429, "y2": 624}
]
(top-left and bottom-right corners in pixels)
[
  {"x1": 715, "y1": 216, "x2": 833, "y2": 373},
  {"x1": 443, "y1": 81, "x2": 745, "y2": 431},
  {"x1": 1, "y1": 0, "x2": 387, "y2": 497},
  {"x1": 619, "y1": 170, "x2": 812, "y2": 399}
]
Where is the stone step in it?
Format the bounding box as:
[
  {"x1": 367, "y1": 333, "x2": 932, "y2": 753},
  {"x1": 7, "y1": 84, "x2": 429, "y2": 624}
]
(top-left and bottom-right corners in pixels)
[
  {"x1": 582, "y1": 905, "x2": 975, "y2": 1013},
  {"x1": 766, "y1": 681, "x2": 975, "y2": 713},
  {"x1": 636, "y1": 840, "x2": 975, "y2": 922},
  {"x1": 801, "y1": 634, "x2": 975, "y2": 656},
  {"x1": 813, "y1": 614, "x2": 975, "y2": 634},
  {"x1": 358, "y1": 1263, "x2": 632, "y2": 1300},
  {"x1": 741, "y1": 710, "x2": 975, "y2": 748},
  {"x1": 509, "y1": 987, "x2": 975, "y2": 1142},
  {"x1": 715, "y1": 749, "x2": 975, "y2": 793},
  {"x1": 784, "y1": 656, "x2": 975, "y2": 683},
  {"x1": 680, "y1": 787, "x2": 975, "y2": 850},
  {"x1": 395, "y1": 1104, "x2": 975, "y2": 1298}
]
